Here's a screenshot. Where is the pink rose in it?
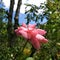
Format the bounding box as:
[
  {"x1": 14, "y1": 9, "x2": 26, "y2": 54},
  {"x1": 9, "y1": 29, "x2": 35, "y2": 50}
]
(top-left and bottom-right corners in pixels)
[{"x1": 15, "y1": 23, "x2": 48, "y2": 50}]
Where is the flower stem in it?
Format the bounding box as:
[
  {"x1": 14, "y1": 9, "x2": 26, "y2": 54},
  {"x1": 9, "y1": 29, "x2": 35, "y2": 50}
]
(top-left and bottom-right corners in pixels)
[
  {"x1": 21, "y1": 40, "x2": 28, "y2": 52},
  {"x1": 30, "y1": 46, "x2": 36, "y2": 57}
]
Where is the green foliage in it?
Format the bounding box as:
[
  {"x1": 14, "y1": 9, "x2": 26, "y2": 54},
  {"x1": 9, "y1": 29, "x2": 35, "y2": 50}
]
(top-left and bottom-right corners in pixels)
[
  {"x1": 25, "y1": 4, "x2": 44, "y2": 24},
  {"x1": 37, "y1": 0, "x2": 60, "y2": 60},
  {"x1": 0, "y1": 0, "x2": 60, "y2": 60}
]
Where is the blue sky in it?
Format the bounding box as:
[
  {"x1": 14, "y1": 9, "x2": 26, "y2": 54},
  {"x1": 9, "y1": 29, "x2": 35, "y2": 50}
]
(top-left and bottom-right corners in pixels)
[{"x1": 1, "y1": 0, "x2": 47, "y2": 24}]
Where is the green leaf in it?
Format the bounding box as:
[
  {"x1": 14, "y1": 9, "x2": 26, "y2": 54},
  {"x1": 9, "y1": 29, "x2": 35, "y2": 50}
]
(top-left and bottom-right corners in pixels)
[{"x1": 26, "y1": 57, "x2": 34, "y2": 60}]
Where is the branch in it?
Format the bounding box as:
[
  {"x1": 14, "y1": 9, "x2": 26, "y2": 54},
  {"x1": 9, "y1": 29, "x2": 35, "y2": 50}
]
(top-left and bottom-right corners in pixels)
[
  {"x1": 14, "y1": 0, "x2": 22, "y2": 29},
  {"x1": 7, "y1": 0, "x2": 15, "y2": 47},
  {"x1": 9, "y1": 0, "x2": 15, "y2": 19}
]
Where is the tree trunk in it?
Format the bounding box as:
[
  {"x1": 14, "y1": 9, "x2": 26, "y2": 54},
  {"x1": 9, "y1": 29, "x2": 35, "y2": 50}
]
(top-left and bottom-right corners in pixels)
[{"x1": 7, "y1": 0, "x2": 15, "y2": 47}]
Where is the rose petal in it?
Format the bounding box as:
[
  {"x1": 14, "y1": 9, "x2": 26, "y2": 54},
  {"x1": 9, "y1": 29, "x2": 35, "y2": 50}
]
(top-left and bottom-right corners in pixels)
[
  {"x1": 28, "y1": 24, "x2": 36, "y2": 28},
  {"x1": 36, "y1": 34, "x2": 48, "y2": 43},
  {"x1": 19, "y1": 30, "x2": 28, "y2": 39},
  {"x1": 36, "y1": 29, "x2": 46, "y2": 35},
  {"x1": 22, "y1": 23, "x2": 27, "y2": 27},
  {"x1": 30, "y1": 38, "x2": 40, "y2": 50}
]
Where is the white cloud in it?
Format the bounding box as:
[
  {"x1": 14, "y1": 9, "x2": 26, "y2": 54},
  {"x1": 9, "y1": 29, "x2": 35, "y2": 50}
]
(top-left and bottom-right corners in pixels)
[
  {"x1": 3, "y1": 0, "x2": 46, "y2": 13},
  {"x1": 3, "y1": 0, "x2": 10, "y2": 7},
  {"x1": 24, "y1": 0, "x2": 46, "y2": 6}
]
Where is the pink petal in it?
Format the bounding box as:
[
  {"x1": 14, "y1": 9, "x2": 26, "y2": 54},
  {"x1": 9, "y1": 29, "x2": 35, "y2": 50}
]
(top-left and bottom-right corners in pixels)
[
  {"x1": 36, "y1": 34, "x2": 45, "y2": 40},
  {"x1": 15, "y1": 29, "x2": 20, "y2": 35},
  {"x1": 27, "y1": 31, "x2": 32, "y2": 39},
  {"x1": 28, "y1": 27, "x2": 34, "y2": 30},
  {"x1": 15, "y1": 29, "x2": 18, "y2": 32},
  {"x1": 36, "y1": 29, "x2": 46, "y2": 35},
  {"x1": 36, "y1": 34, "x2": 48, "y2": 43},
  {"x1": 19, "y1": 30, "x2": 28, "y2": 39},
  {"x1": 29, "y1": 38, "x2": 40, "y2": 50},
  {"x1": 20, "y1": 27, "x2": 28, "y2": 31},
  {"x1": 22, "y1": 23, "x2": 27, "y2": 27},
  {"x1": 32, "y1": 29, "x2": 38, "y2": 35},
  {"x1": 42, "y1": 39, "x2": 48, "y2": 43},
  {"x1": 28, "y1": 24, "x2": 36, "y2": 28},
  {"x1": 15, "y1": 27, "x2": 28, "y2": 36},
  {"x1": 17, "y1": 26, "x2": 27, "y2": 31}
]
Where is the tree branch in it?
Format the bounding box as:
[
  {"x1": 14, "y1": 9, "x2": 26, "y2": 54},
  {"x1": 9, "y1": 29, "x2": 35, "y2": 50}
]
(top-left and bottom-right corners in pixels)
[{"x1": 14, "y1": 0, "x2": 22, "y2": 29}]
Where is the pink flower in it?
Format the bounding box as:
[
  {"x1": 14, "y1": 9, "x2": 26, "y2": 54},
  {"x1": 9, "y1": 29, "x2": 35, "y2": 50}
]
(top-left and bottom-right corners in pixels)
[{"x1": 15, "y1": 23, "x2": 48, "y2": 50}]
